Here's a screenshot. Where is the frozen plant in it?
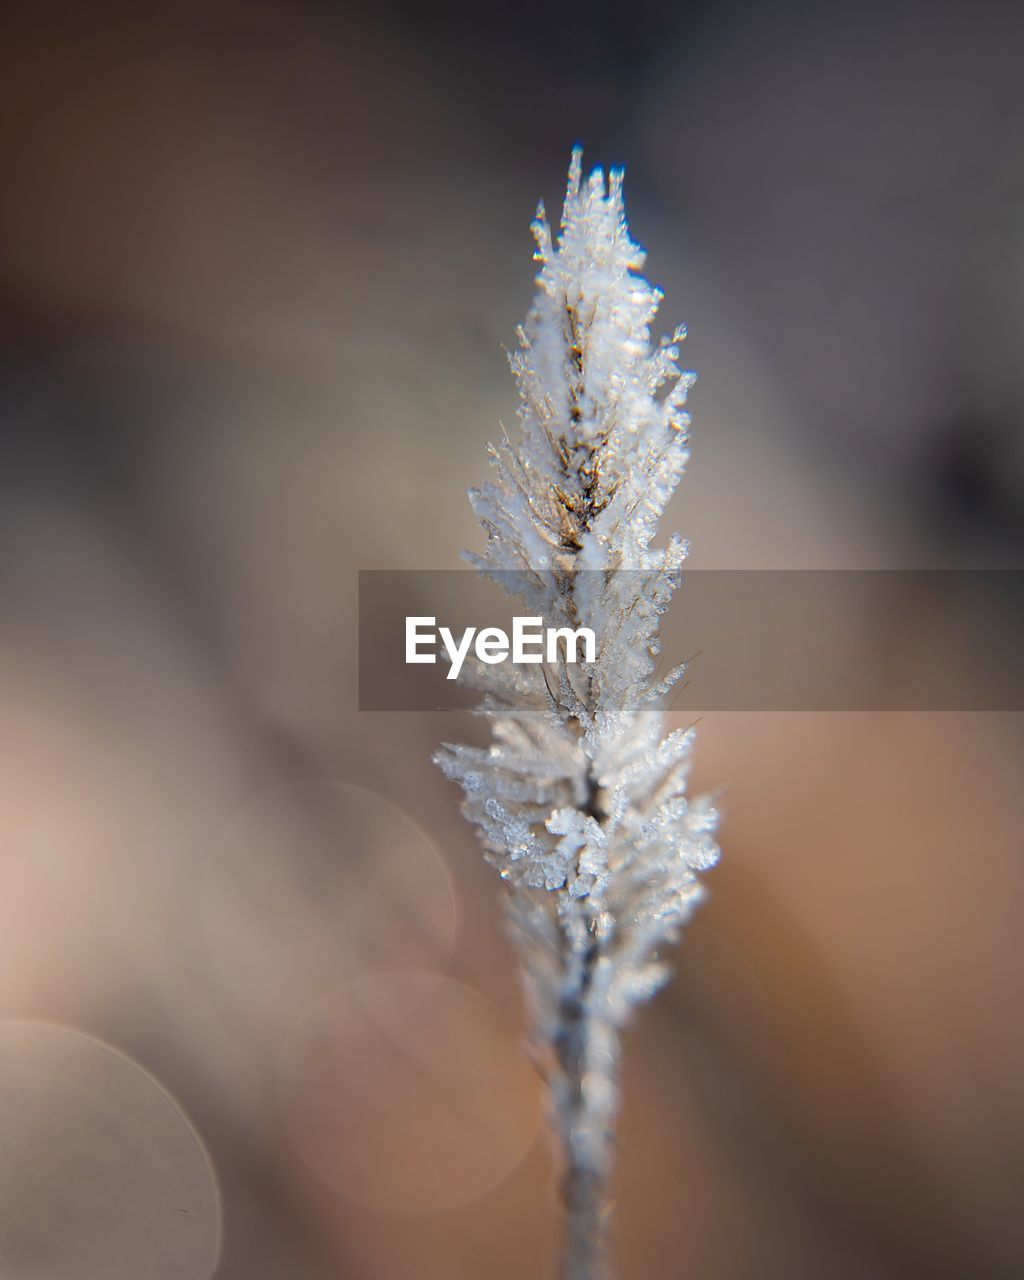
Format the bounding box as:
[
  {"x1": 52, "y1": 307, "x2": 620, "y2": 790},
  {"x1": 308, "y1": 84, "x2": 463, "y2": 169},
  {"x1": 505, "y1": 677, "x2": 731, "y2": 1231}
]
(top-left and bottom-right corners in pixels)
[{"x1": 435, "y1": 149, "x2": 720, "y2": 1280}]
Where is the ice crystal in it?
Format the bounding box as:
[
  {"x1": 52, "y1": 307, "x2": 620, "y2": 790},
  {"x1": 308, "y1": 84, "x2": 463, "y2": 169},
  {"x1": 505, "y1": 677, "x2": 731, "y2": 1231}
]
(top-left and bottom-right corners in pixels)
[{"x1": 434, "y1": 149, "x2": 720, "y2": 1280}]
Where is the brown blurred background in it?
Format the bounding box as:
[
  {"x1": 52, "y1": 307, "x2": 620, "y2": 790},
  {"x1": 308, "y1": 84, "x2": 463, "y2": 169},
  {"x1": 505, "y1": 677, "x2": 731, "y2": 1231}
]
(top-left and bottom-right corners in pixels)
[{"x1": 1, "y1": 1, "x2": 1024, "y2": 1277}]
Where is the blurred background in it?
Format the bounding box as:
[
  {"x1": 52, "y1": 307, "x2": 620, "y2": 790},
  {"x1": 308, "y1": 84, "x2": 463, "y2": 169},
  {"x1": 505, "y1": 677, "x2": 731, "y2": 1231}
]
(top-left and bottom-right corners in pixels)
[{"x1": 1, "y1": 0, "x2": 1024, "y2": 1276}]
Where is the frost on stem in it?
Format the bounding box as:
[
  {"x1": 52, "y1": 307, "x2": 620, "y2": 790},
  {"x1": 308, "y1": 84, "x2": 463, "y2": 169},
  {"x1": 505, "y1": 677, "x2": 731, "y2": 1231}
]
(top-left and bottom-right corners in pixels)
[{"x1": 434, "y1": 149, "x2": 720, "y2": 1280}]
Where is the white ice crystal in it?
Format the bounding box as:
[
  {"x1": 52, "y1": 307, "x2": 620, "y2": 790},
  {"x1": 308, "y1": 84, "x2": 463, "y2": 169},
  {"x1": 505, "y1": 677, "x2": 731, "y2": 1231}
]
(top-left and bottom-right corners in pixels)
[{"x1": 434, "y1": 149, "x2": 720, "y2": 1280}]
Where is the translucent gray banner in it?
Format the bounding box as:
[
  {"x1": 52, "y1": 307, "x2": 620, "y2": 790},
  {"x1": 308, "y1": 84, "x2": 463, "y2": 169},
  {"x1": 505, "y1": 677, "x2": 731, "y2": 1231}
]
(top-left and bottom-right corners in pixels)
[{"x1": 358, "y1": 570, "x2": 1024, "y2": 711}]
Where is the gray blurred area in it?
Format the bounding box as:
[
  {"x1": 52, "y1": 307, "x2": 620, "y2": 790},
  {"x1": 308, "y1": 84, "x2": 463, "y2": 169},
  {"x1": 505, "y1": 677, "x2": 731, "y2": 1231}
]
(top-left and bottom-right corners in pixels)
[{"x1": 1, "y1": 1, "x2": 1024, "y2": 1277}]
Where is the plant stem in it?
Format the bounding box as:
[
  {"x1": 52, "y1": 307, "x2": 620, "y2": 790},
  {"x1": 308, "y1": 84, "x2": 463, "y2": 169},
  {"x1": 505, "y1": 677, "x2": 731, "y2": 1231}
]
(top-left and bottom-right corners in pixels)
[
  {"x1": 561, "y1": 1159, "x2": 611, "y2": 1280},
  {"x1": 556, "y1": 909, "x2": 616, "y2": 1280}
]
